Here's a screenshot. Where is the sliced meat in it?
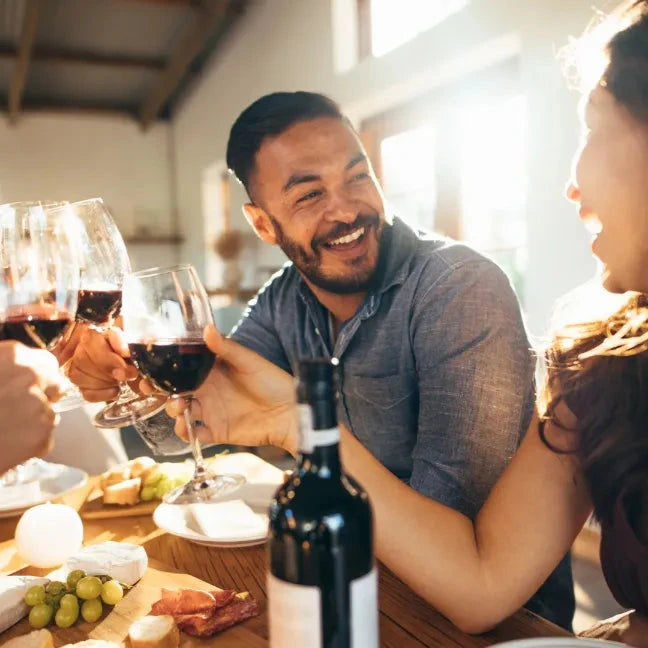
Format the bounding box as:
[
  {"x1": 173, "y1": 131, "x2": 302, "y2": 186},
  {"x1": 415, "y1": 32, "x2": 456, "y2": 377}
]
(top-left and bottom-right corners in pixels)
[
  {"x1": 178, "y1": 593, "x2": 260, "y2": 637},
  {"x1": 150, "y1": 587, "x2": 235, "y2": 616}
]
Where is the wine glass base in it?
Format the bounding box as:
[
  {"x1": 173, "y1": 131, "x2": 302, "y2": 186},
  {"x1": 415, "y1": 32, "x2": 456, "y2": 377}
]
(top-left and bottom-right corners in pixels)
[
  {"x1": 162, "y1": 472, "x2": 246, "y2": 505},
  {"x1": 94, "y1": 394, "x2": 168, "y2": 429}
]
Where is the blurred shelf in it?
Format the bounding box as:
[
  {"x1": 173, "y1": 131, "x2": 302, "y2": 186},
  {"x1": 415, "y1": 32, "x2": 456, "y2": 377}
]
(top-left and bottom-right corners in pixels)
[
  {"x1": 124, "y1": 235, "x2": 184, "y2": 244},
  {"x1": 207, "y1": 287, "x2": 258, "y2": 301}
]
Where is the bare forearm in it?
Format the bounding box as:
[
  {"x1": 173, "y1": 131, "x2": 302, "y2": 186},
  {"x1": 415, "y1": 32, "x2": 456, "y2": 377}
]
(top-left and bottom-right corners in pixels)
[{"x1": 339, "y1": 422, "x2": 591, "y2": 632}]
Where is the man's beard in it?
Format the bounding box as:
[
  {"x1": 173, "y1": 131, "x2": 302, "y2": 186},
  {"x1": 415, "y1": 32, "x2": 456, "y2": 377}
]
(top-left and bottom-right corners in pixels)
[{"x1": 268, "y1": 212, "x2": 385, "y2": 294}]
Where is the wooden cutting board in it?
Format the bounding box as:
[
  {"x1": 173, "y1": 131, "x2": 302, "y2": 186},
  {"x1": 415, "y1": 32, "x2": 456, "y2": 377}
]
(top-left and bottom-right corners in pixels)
[
  {"x1": 0, "y1": 559, "x2": 267, "y2": 647},
  {"x1": 79, "y1": 453, "x2": 285, "y2": 521}
]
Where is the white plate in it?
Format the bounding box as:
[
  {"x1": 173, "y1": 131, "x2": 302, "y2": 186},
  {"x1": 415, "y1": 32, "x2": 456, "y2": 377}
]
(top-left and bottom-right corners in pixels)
[
  {"x1": 488, "y1": 639, "x2": 629, "y2": 647},
  {"x1": 153, "y1": 501, "x2": 269, "y2": 548},
  {"x1": 0, "y1": 463, "x2": 88, "y2": 517}
]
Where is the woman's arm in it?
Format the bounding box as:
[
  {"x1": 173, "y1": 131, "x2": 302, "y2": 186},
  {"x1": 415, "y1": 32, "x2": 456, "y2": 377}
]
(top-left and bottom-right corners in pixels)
[{"x1": 340, "y1": 411, "x2": 592, "y2": 633}]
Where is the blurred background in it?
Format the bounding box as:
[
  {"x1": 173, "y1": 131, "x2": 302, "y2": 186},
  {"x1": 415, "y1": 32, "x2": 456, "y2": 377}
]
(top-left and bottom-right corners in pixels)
[
  {"x1": 0, "y1": 0, "x2": 621, "y2": 631},
  {"x1": 0, "y1": 0, "x2": 604, "y2": 340}
]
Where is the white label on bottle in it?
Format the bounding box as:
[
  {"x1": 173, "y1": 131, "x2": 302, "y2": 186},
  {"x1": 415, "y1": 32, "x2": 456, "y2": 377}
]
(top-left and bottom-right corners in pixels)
[
  {"x1": 267, "y1": 568, "x2": 378, "y2": 648},
  {"x1": 298, "y1": 404, "x2": 340, "y2": 453},
  {"x1": 352, "y1": 568, "x2": 378, "y2": 648}
]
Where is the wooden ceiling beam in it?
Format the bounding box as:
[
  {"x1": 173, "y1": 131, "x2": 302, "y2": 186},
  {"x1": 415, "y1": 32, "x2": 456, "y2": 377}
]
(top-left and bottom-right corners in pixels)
[
  {"x1": 138, "y1": 0, "x2": 242, "y2": 128},
  {"x1": 0, "y1": 44, "x2": 165, "y2": 70},
  {"x1": 8, "y1": 0, "x2": 41, "y2": 123}
]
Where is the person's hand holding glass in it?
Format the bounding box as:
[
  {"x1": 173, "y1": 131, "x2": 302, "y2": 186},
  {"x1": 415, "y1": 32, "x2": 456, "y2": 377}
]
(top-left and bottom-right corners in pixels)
[{"x1": 122, "y1": 264, "x2": 245, "y2": 504}]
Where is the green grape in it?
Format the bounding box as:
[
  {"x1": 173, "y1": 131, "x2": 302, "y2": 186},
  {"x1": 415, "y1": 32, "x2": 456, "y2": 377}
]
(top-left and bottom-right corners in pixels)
[
  {"x1": 99, "y1": 575, "x2": 111, "y2": 584},
  {"x1": 45, "y1": 581, "x2": 66, "y2": 595},
  {"x1": 80, "y1": 597, "x2": 103, "y2": 623},
  {"x1": 24, "y1": 585, "x2": 46, "y2": 607},
  {"x1": 59, "y1": 593, "x2": 79, "y2": 612},
  {"x1": 76, "y1": 576, "x2": 102, "y2": 600},
  {"x1": 44, "y1": 592, "x2": 64, "y2": 610},
  {"x1": 28, "y1": 603, "x2": 53, "y2": 629},
  {"x1": 66, "y1": 569, "x2": 86, "y2": 590},
  {"x1": 140, "y1": 486, "x2": 156, "y2": 501},
  {"x1": 143, "y1": 471, "x2": 163, "y2": 487},
  {"x1": 100, "y1": 580, "x2": 123, "y2": 606},
  {"x1": 55, "y1": 605, "x2": 79, "y2": 628}
]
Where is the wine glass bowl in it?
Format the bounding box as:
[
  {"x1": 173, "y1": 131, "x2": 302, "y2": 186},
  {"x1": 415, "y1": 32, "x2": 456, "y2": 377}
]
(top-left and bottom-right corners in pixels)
[
  {"x1": 123, "y1": 264, "x2": 245, "y2": 504},
  {"x1": 0, "y1": 201, "x2": 79, "y2": 351}
]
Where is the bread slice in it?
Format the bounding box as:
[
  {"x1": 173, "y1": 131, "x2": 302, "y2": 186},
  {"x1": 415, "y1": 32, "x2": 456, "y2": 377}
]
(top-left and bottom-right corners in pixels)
[
  {"x1": 129, "y1": 457, "x2": 157, "y2": 480},
  {"x1": 129, "y1": 614, "x2": 180, "y2": 648},
  {"x1": 100, "y1": 465, "x2": 131, "y2": 490},
  {"x1": 61, "y1": 641, "x2": 124, "y2": 648},
  {"x1": 2, "y1": 629, "x2": 53, "y2": 648},
  {"x1": 103, "y1": 477, "x2": 141, "y2": 505}
]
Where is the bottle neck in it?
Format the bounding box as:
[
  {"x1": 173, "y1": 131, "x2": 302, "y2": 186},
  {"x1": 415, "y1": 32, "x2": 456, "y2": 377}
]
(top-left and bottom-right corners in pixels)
[{"x1": 297, "y1": 403, "x2": 342, "y2": 479}]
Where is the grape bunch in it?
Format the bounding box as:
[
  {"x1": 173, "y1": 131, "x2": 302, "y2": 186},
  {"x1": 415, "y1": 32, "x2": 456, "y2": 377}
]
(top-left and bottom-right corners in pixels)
[
  {"x1": 140, "y1": 467, "x2": 190, "y2": 501},
  {"x1": 24, "y1": 570, "x2": 124, "y2": 629}
]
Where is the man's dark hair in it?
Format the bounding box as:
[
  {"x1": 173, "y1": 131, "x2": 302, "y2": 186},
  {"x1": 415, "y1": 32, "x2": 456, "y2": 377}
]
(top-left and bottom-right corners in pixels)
[{"x1": 226, "y1": 91, "x2": 345, "y2": 196}]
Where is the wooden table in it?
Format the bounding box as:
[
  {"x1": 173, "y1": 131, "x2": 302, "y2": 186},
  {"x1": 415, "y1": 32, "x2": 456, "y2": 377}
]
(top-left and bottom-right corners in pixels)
[{"x1": 0, "y1": 479, "x2": 571, "y2": 647}]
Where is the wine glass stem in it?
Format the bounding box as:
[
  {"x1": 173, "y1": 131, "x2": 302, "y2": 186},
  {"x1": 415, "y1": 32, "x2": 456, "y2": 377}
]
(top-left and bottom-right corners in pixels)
[{"x1": 184, "y1": 399, "x2": 207, "y2": 476}]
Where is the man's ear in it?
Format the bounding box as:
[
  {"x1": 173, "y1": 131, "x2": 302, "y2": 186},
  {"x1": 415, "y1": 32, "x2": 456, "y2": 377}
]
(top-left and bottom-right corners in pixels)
[{"x1": 242, "y1": 203, "x2": 277, "y2": 245}]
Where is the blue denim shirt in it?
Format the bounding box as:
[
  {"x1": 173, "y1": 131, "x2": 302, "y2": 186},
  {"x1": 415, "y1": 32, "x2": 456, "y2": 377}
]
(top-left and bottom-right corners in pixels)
[{"x1": 231, "y1": 217, "x2": 574, "y2": 628}]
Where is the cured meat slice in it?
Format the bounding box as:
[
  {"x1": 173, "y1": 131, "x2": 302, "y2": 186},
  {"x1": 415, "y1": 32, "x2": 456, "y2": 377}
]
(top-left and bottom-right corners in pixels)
[
  {"x1": 177, "y1": 593, "x2": 260, "y2": 637},
  {"x1": 150, "y1": 587, "x2": 235, "y2": 615}
]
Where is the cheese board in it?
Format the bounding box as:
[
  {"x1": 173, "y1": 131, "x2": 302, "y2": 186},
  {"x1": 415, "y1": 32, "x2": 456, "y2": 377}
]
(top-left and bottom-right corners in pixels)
[
  {"x1": 0, "y1": 559, "x2": 267, "y2": 647},
  {"x1": 78, "y1": 453, "x2": 285, "y2": 521}
]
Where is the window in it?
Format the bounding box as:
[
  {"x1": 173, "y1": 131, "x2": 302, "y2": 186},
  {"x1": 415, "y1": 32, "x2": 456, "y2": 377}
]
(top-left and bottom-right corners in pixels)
[
  {"x1": 362, "y1": 0, "x2": 469, "y2": 58},
  {"x1": 361, "y1": 62, "x2": 528, "y2": 302},
  {"x1": 380, "y1": 126, "x2": 437, "y2": 231}
]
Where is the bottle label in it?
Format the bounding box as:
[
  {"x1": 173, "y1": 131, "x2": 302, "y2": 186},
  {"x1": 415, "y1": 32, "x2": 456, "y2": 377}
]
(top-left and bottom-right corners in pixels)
[
  {"x1": 298, "y1": 404, "x2": 340, "y2": 453},
  {"x1": 267, "y1": 568, "x2": 378, "y2": 648}
]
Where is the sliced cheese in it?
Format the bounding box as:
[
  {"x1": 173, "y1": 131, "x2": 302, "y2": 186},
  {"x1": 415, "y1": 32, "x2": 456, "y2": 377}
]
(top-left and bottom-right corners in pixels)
[
  {"x1": 189, "y1": 499, "x2": 268, "y2": 540},
  {"x1": 0, "y1": 575, "x2": 49, "y2": 633},
  {"x1": 63, "y1": 541, "x2": 147, "y2": 587}
]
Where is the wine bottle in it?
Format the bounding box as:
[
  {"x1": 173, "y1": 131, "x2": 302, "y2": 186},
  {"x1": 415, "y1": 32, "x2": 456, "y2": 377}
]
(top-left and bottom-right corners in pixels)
[{"x1": 267, "y1": 358, "x2": 378, "y2": 648}]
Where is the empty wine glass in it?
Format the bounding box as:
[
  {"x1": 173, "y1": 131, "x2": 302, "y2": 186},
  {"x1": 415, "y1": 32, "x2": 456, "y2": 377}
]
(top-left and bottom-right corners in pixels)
[
  {"x1": 50, "y1": 198, "x2": 166, "y2": 428},
  {"x1": 122, "y1": 264, "x2": 245, "y2": 504}
]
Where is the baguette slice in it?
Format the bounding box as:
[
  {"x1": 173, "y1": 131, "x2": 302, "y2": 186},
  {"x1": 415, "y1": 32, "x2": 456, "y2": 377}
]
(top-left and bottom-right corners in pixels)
[
  {"x1": 103, "y1": 477, "x2": 141, "y2": 505},
  {"x1": 129, "y1": 614, "x2": 180, "y2": 648},
  {"x1": 2, "y1": 629, "x2": 53, "y2": 648},
  {"x1": 129, "y1": 457, "x2": 157, "y2": 480},
  {"x1": 61, "y1": 641, "x2": 123, "y2": 648},
  {"x1": 100, "y1": 465, "x2": 131, "y2": 490}
]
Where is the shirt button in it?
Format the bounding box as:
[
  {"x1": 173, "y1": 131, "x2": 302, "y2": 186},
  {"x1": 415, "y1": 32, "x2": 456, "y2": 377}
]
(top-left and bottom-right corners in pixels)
[{"x1": 314, "y1": 328, "x2": 320, "y2": 336}]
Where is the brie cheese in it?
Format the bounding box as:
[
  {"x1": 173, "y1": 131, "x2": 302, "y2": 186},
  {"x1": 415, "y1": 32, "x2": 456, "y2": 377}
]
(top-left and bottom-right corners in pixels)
[
  {"x1": 63, "y1": 541, "x2": 147, "y2": 587},
  {"x1": 0, "y1": 575, "x2": 49, "y2": 633}
]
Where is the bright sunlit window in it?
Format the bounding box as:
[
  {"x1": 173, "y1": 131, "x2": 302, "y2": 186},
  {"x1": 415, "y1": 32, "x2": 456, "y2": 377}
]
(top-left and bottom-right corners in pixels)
[
  {"x1": 380, "y1": 125, "x2": 437, "y2": 232},
  {"x1": 460, "y1": 94, "x2": 528, "y2": 298},
  {"x1": 370, "y1": 0, "x2": 470, "y2": 57}
]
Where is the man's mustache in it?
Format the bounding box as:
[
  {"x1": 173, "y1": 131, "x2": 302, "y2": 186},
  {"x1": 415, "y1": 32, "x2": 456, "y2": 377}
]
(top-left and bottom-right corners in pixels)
[{"x1": 312, "y1": 213, "x2": 381, "y2": 249}]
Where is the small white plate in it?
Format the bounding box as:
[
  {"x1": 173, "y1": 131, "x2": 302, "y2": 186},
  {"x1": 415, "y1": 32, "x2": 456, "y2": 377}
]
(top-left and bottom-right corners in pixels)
[
  {"x1": 153, "y1": 501, "x2": 269, "y2": 548},
  {"x1": 488, "y1": 639, "x2": 629, "y2": 647},
  {"x1": 0, "y1": 463, "x2": 88, "y2": 518}
]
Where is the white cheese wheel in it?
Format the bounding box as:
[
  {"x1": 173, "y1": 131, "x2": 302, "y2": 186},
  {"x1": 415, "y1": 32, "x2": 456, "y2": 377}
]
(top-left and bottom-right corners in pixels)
[
  {"x1": 0, "y1": 575, "x2": 49, "y2": 633},
  {"x1": 63, "y1": 541, "x2": 147, "y2": 587}
]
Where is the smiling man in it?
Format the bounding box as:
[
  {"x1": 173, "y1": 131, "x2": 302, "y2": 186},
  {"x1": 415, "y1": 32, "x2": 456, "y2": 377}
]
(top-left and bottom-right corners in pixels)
[{"x1": 224, "y1": 92, "x2": 573, "y2": 628}]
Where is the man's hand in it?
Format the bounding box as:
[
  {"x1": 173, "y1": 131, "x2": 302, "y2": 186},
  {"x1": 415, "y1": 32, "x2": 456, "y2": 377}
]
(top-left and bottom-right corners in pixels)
[
  {"x1": 0, "y1": 341, "x2": 63, "y2": 474},
  {"x1": 165, "y1": 326, "x2": 298, "y2": 455},
  {"x1": 67, "y1": 327, "x2": 139, "y2": 402}
]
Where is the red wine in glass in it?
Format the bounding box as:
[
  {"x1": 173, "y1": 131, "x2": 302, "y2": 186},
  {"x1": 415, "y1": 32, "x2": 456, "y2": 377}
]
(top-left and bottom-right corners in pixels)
[
  {"x1": 128, "y1": 340, "x2": 215, "y2": 395},
  {"x1": 0, "y1": 314, "x2": 73, "y2": 349},
  {"x1": 76, "y1": 289, "x2": 122, "y2": 326}
]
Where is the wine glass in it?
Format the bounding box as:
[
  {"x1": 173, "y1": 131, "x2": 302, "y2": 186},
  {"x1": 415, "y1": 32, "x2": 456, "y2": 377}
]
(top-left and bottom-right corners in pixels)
[
  {"x1": 122, "y1": 264, "x2": 246, "y2": 504},
  {"x1": 50, "y1": 198, "x2": 166, "y2": 428},
  {"x1": 0, "y1": 201, "x2": 85, "y2": 413},
  {"x1": 0, "y1": 201, "x2": 80, "y2": 483}
]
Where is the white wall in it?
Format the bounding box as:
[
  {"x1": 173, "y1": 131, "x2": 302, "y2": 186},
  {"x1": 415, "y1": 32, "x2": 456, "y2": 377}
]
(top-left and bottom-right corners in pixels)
[
  {"x1": 0, "y1": 112, "x2": 178, "y2": 271},
  {"x1": 172, "y1": 0, "x2": 599, "y2": 337}
]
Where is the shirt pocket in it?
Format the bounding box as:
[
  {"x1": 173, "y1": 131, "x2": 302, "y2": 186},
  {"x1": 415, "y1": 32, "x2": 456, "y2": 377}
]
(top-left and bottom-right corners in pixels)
[{"x1": 343, "y1": 372, "x2": 418, "y2": 474}]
